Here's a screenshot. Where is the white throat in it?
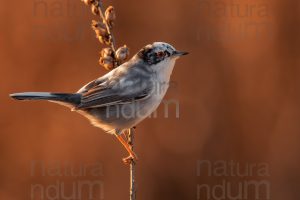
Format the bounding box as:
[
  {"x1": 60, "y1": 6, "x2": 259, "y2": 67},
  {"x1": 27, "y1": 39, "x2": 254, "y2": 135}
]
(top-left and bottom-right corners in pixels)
[
  {"x1": 153, "y1": 58, "x2": 176, "y2": 83},
  {"x1": 150, "y1": 58, "x2": 176, "y2": 100}
]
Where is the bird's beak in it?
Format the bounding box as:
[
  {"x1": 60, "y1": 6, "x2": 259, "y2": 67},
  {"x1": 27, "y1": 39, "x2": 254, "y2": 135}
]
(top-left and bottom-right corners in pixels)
[{"x1": 172, "y1": 51, "x2": 189, "y2": 57}]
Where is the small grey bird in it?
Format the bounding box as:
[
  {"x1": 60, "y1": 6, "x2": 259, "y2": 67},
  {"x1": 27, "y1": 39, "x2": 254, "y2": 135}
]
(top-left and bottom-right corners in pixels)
[{"x1": 10, "y1": 42, "x2": 188, "y2": 161}]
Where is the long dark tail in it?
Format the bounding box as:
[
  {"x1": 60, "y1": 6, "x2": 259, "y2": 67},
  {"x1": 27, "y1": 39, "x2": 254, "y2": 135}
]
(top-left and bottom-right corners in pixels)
[{"x1": 10, "y1": 92, "x2": 81, "y2": 106}]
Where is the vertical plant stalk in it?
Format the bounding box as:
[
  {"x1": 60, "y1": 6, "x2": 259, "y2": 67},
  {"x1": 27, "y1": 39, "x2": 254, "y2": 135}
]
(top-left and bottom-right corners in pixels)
[
  {"x1": 81, "y1": 1, "x2": 136, "y2": 199},
  {"x1": 98, "y1": 2, "x2": 136, "y2": 198},
  {"x1": 128, "y1": 128, "x2": 136, "y2": 200},
  {"x1": 97, "y1": 4, "x2": 117, "y2": 52}
]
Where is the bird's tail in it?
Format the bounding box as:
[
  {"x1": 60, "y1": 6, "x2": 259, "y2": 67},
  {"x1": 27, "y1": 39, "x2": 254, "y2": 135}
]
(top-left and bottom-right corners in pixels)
[{"x1": 10, "y1": 92, "x2": 81, "y2": 106}]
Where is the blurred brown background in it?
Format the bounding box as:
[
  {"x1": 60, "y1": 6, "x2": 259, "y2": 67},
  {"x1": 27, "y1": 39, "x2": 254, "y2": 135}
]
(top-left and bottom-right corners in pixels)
[{"x1": 1, "y1": 0, "x2": 300, "y2": 199}]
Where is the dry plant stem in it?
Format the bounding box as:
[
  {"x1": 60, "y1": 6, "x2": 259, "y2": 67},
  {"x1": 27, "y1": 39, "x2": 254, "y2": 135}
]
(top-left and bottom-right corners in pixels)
[
  {"x1": 97, "y1": 4, "x2": 117, "y2": 52},
  {"x1": 81, "y1": 1, "x2": 136, "y2": 199},
  {"x1": 128, "y1": 128, "x2": 137, "y2": 200}
]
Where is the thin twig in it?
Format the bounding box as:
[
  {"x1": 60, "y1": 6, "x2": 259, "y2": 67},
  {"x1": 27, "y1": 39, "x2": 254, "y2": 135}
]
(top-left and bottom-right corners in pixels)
[
  {"x1": 128, "y1": 128, "x2": 136, "y2": 200},
  {"x1": 97, "y1": 3, "x2": 117, "y2": 52},
  {"x1": 80, "y1": 1, "x2": 136, "y2": 199}
]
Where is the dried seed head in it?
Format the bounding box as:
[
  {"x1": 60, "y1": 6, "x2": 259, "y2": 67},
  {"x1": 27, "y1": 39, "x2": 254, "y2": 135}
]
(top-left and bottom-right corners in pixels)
[
  {"x1": 116, "y1": 45, "x2": 129, "y2": 63},
  {"x1": 99, "y1": 56, "x2": 115, "y2": 70},
  {"x1": 91, "y1": 20, "x2": 106, "y2": 30},
  {"x1": 99, "y1": 48, "x2": 116, "y2": 70},
  {"x1": 94, "y1": 29, "x2": 106, "y2": 38},
  {"x1": 98, "y1": 35, "x2": 110, "y2": 45},
  {"x1": 105, "y1": 6, "x2": 116, "y2": 28},
  {"x1": 91, "y1": 4, "x2": 100, "y2": 15},
  {"x1": 81, "y1": 0, "x2": 93, "y2": 6},
  {"x1": 91, "y1": 20, "x2": 107, "y2": 37},
  {"x1": 81, "y1": 0, "x2": 89, "y2": 6},
  {"x1": 100, "y1": 47, "x2": 114, "y2": 58}
]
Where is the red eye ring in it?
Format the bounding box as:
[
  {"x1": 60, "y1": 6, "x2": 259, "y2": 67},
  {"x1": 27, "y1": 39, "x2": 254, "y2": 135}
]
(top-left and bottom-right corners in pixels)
[{"x1": 156, "y1": 51, "x2": 165, "y2": 58}]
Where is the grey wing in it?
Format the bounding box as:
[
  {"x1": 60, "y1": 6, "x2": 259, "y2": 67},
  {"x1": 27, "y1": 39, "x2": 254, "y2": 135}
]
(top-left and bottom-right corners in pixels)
[
  {"x1": 77, "y1": 72, "x2": 111, "y2": 94},
  {"x1": 75, "y1": 65, "x2": 153, "y2": 109}
]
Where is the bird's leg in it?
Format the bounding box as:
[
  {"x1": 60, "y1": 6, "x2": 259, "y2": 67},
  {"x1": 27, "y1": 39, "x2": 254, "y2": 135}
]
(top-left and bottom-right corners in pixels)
[
  {"x1": 123, "y1": 127, "x2": 136, "y2": 142},
  {"x1": 121, "y1": 131, "x2": 128, "y2": 141},
  {"x1": 114, "y1": 132, "x2": 138, "y2": 164}
]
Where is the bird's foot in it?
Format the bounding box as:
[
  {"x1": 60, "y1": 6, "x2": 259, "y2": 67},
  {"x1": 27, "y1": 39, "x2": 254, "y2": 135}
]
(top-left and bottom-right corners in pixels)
[{"x1": 122, "y1": 153, "x2": 138, "y2": 165}]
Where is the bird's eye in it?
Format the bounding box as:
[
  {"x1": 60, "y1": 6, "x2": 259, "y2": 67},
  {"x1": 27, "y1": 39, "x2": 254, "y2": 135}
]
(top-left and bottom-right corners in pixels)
[{"x1": 156, "y1": 51, "x2": 165, "y2": 58}]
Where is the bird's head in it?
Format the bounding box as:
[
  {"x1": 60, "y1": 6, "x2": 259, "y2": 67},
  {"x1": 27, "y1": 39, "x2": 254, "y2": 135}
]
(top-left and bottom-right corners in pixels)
[{"x1": 135, "y1": 42, "x2": 188, "y2": 66}]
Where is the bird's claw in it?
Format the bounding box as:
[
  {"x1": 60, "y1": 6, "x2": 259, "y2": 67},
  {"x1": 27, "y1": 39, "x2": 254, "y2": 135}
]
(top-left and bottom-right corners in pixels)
[{"x1": 122, "y1": 155, "x2": 137, "y2": 165}]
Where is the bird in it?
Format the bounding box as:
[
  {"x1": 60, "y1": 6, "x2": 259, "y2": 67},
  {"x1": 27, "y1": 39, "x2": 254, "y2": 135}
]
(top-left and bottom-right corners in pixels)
[{"x1": 10, "y1": 42, "x2": 188, "y2": 163}]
